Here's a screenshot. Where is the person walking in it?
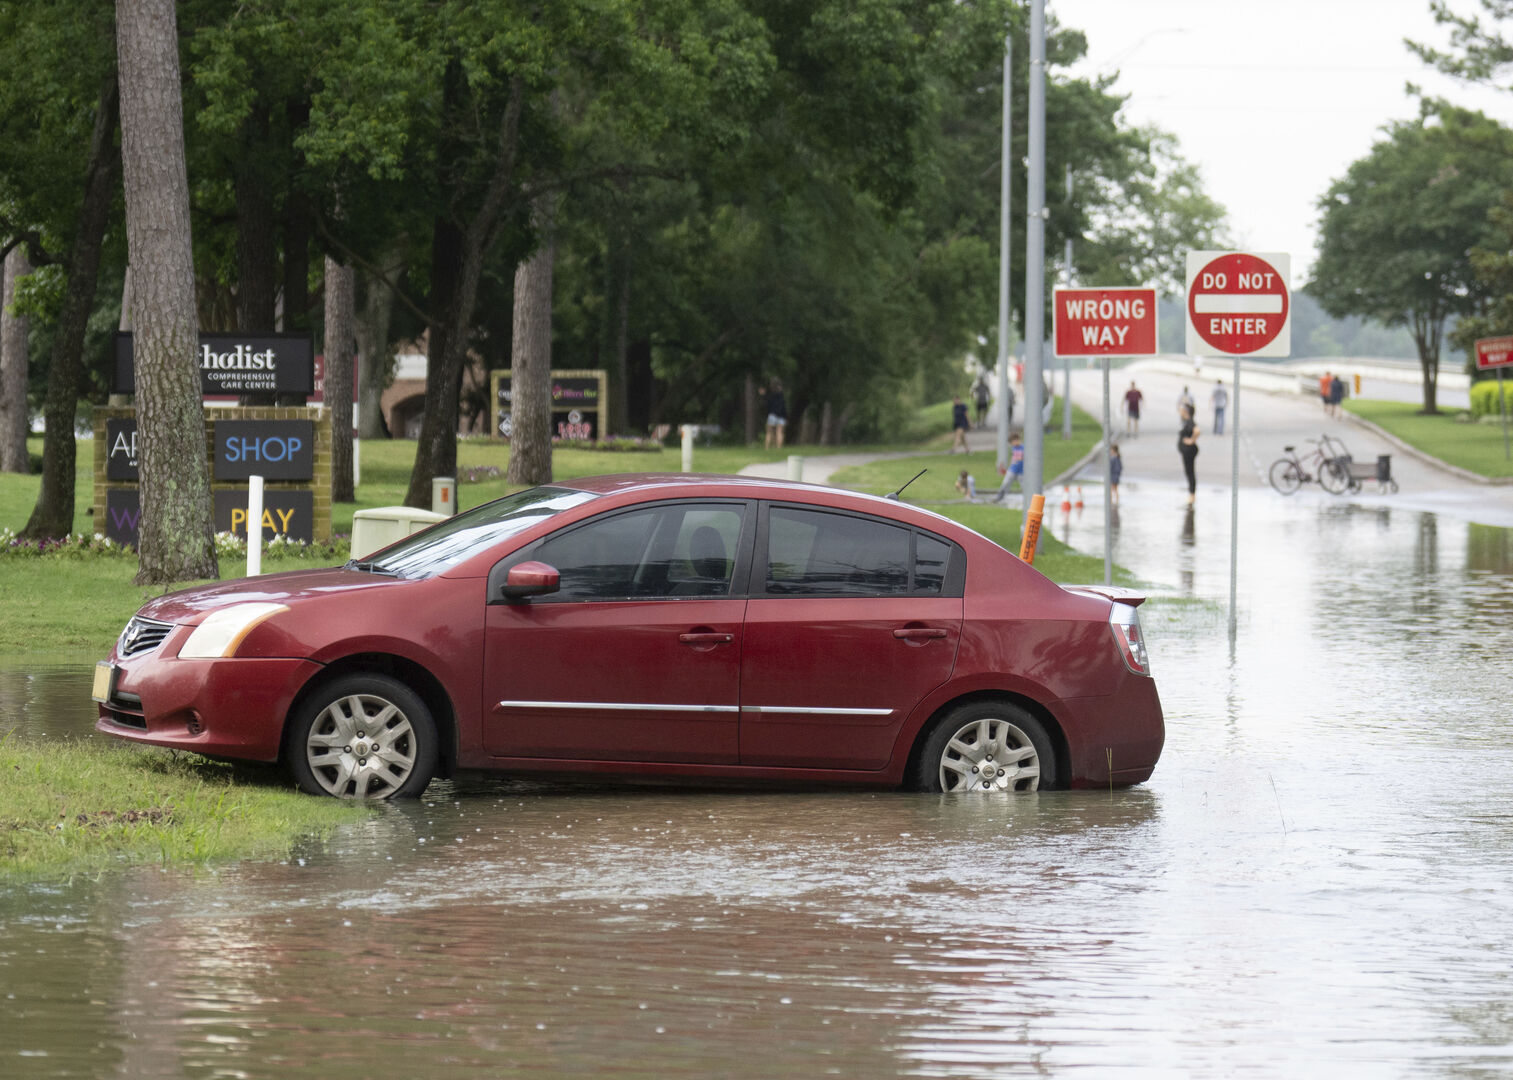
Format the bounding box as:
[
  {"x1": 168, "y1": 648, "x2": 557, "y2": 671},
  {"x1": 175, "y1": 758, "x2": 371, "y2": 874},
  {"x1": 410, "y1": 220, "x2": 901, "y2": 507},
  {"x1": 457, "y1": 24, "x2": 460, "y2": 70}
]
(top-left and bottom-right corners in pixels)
[
  {"x1": 1210, "y1": 379, "x2": 1229, "y2": 435},
  {"x1": 1177, "y1": 404, "x2": 1200, "y2": 505},
  {"x1": 1328, "y1": 373, "x2": 1345, "y2": 419},
  {"x1": 995, "y1": 433, "x2": 1025, "y2": 500},
  {"x1": 1177, "y1": 385, "x2": 1195, "y2": 419},
  {"x1": 1319, "y1": 371, "x2": 1333, "y2": 416},
  {"x1": 971, "y1": 373, "x2": 991, "y2": 429},
  {"x1": 764, "y1": 377, "x2": 787, "y2": 450},
  {"x1": 950, "y1": 395, "x2": 970, "y2": 453},
  {"x1": 1122, "y1": 381, "x2": 1143, "y2": 437}
]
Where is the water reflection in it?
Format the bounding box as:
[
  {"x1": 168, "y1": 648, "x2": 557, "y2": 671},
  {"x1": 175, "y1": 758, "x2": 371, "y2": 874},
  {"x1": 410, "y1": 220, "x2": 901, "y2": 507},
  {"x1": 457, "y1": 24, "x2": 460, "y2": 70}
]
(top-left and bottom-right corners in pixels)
[{"x1": 3, "y1": 487, "x2": 1513, "y2": 1076}]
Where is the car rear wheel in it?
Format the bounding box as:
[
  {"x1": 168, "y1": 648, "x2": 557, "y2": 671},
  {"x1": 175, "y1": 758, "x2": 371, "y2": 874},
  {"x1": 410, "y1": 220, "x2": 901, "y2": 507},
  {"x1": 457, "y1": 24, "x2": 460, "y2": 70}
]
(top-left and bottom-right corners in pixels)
[
  {"x1": 914, "y1": 702, "x2": 1054, "y2": 793},
  {"x1": 288, "y1": 674, "x2": 437, "y2": 799}
]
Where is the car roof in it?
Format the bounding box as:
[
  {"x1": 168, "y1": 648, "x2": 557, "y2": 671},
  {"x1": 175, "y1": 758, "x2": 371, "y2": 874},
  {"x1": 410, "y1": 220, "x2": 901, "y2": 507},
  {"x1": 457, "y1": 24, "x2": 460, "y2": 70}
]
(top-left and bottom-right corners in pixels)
[{"x1": 554, "y1": 473, "x2": 958, "y2": 527}]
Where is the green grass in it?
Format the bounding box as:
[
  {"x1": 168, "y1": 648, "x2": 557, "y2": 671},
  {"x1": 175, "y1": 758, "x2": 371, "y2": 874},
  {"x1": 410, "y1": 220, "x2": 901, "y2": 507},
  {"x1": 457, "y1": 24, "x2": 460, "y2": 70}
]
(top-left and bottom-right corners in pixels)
[
  {"x1": 0, "y1": 734, "x2": 367, "y2": 878},
  {"x1": 829, "y1": 399, "x2": 1103, "y2": 501},
  {"x1": 1346, "y1": 400, "x2": 1513, "y2": 479}
]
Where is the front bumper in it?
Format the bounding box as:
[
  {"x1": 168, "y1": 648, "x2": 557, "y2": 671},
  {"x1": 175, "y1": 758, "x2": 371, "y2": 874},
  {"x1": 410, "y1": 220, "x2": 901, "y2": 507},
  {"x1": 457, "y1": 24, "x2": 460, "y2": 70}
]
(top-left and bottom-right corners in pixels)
[{"x1": 96, "y1": 653, "x2": 323, "y2": 762}]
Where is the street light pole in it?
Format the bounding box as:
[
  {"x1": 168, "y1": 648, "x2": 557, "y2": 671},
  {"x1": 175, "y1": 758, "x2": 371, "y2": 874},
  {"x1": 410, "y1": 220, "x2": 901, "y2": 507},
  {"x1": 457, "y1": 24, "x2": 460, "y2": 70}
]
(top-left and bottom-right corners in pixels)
[
  {"x1": 1022, "y1": 0, "x2": 1046, "y2": 519},
  {"x1": 996, "y1": 33, "x2": 1013, "y2": 476},
  {"x1": 1062, "y1": 164, "x2": 1073, "y2": 440}
]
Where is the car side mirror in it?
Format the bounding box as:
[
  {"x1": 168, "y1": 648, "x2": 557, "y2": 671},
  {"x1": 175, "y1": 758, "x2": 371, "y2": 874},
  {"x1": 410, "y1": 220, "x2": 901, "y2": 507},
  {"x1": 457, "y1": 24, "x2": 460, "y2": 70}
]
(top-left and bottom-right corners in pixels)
[{"x1": 500, "y1": 560, "x2": 560, "y2": 600}]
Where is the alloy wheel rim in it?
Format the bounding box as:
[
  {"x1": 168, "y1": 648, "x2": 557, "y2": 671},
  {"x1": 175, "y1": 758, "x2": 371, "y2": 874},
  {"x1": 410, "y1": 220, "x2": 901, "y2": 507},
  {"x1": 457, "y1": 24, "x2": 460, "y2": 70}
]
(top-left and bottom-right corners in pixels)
[
  {"x1": 305, "y1": 693, "x2": 416, "y2": 799},
  {"x1": 938, "y1": 717, "x2": 1040, "y2": 793}
]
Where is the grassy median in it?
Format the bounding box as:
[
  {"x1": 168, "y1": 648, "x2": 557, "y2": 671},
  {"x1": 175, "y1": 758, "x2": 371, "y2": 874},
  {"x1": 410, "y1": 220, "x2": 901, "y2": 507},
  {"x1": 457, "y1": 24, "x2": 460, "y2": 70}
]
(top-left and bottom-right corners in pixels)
[
  {"x1": 0, "y1": 734, "x2": 367, "y2": 878},
  {"x1": 1346, "y1": 400, "x2": 1513, "y2": 479}
]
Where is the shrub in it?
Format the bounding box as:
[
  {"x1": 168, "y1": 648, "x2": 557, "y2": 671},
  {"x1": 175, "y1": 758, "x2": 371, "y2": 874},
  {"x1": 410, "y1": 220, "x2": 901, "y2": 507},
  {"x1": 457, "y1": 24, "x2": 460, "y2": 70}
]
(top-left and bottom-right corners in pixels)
[{"x1": 1471, "y1": 378, "x2": 1513, "y2": 420}]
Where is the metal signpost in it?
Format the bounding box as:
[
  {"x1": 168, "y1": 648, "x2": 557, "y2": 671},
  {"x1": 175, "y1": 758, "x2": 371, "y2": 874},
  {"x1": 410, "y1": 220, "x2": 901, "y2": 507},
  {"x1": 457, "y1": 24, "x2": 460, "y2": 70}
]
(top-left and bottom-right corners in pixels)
[
  {"x1": 1184, "y1": 251, "x2": 1292, "y2": 637},
  {"x1": 1474, "y1": 335, "x2": 1513, "y2": 461},
  {"x1": 1052, "y1": 286, "x2": 1158, "y2": 584}
]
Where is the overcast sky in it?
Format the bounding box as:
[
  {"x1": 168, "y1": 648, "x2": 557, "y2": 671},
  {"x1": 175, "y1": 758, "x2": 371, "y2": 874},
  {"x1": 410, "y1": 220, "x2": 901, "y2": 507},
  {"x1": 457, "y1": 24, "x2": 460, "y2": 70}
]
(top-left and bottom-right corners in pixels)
[{"x1": 1051, "y1": 0, "x2": 1513, "y2": 284}]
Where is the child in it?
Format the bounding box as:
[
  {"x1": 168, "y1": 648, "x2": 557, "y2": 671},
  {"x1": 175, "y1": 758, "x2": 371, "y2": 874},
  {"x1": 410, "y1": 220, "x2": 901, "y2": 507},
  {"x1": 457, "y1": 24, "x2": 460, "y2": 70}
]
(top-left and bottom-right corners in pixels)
[
  {"x1": 954, "y1": 469, "x2": 978, "y2": 502},
  {"x1": 1109, "y1": 443, "x2": 1122, "y2": 505},
  {"x1": 995, "y1": 434, "x2": 1025, "y2": 500}
]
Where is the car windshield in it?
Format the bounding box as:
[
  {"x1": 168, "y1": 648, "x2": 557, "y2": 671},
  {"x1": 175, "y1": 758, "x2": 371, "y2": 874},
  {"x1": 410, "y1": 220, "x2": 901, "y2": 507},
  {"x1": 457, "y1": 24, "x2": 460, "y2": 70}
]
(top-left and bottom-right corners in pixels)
[{"x1": 355, "y1": 487, "x2": 598, "y2": 578}]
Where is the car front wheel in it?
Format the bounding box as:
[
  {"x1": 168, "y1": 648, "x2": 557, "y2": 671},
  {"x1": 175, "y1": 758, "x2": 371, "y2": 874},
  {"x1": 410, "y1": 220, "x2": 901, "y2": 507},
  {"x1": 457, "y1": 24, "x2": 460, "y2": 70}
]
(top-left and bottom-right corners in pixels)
[
  {"x1": 288, "y1": 673, "x2": 438, "y2": 799},
  {"x1": 914, "y1": 702, "x2": 1054, "y2": 793}
]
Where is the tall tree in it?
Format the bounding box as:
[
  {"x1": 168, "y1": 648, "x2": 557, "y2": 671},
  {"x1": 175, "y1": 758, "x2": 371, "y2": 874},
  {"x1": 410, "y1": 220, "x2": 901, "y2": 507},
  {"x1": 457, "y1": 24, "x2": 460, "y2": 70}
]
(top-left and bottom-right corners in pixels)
[
  {"x1": 117, "y1": 0, "x2": 217, "y2": 582},
  {"x1": 323, "y1": 256, "x2": 355, "y2": 501},
  {"x1": 507, "y1": 195, "x2": 555, "y2": 485},
  {"x1": 1311, "y1": 106, "x2": 1513, "y2": 413},
  {"x1": 0, "y1": 247, "x2": 30, "y2": 473}
]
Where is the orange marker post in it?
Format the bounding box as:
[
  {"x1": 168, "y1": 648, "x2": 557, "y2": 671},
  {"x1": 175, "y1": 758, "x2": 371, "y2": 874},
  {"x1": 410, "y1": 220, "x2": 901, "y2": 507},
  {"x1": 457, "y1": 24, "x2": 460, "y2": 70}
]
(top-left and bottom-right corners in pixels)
[{"x1": 1019, "y1": 493, "x2": 1045, "y2": 563}]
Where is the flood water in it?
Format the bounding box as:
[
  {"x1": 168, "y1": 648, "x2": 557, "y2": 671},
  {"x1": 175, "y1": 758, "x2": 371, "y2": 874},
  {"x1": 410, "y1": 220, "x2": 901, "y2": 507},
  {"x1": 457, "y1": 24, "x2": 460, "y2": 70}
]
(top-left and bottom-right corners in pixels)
[{"x1": 4, "y1": 483, "x2": 1513, "y2": 1078}]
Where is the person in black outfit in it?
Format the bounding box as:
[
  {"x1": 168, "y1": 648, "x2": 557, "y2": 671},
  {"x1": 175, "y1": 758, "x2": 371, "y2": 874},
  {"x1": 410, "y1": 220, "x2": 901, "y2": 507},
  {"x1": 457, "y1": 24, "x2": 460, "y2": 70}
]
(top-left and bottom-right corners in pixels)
[
  {"x1": 951, "y1": 395, "x2": 970, "y2": 453},
  {"x1": 764, "y1": 377, "x2": 787, "y2": 450},
  {"x1": 1177, "y1": 404, "x2": 1200, "y2": 505}
]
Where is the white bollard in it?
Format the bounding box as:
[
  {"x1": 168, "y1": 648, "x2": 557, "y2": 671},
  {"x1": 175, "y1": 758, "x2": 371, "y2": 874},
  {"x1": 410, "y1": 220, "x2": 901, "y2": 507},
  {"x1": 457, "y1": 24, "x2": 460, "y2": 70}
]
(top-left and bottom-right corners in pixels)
[
  {"x1": 787, "y1": 454, "x2": 804, "y2": 482},
  {"x1": 432, "y1": 476, "x2": 456, "y2": 516},
  {"x1": 246, "y1": 475, "x2": 264, "y2": 577},
  {"x1": 680, "y1": 425, "x2": 694, "y2": 473},
  {"x1": 352, "y1": 438, "x2": 361, "y2": 488}
]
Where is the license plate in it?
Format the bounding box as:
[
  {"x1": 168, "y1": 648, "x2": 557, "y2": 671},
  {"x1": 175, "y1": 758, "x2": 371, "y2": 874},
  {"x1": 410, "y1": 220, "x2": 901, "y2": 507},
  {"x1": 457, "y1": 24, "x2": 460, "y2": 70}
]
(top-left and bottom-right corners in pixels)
[{"x1": 91, "y1": 662, "x2": 116, "y2": 704}]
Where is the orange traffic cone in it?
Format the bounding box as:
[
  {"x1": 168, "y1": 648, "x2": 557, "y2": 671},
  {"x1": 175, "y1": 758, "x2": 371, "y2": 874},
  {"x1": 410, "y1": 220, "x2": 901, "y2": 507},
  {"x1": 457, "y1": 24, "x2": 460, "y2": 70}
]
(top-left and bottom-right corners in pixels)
[
  {"x1": 1074, "y1": 486, "x2": 1084, "y2": 509},
  {"x1": 1060, "y1": 486, "x2": 1072, "y2": 512}
]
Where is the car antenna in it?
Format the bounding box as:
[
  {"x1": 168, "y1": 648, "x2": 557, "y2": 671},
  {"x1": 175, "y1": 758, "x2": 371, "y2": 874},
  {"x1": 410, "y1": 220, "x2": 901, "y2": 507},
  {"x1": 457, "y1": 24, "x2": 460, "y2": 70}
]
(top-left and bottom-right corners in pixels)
[{"x1": 887, "y1": 468, "x2": 927, "y2": 501}]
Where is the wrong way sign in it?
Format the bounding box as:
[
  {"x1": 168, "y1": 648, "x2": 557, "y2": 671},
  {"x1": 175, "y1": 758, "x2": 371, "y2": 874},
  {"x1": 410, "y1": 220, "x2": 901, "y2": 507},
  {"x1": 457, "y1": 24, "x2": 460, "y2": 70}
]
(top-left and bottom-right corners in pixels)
[
  {"x1": 1475, "y1": 336, "x2": 1513, "y2": 371},
  {"x1": 1053, "y1": 287, "x2": 1158, "y2": 356},
  {"x1": 1185, "y1": 251, "x2": 1291, "y2": 357}
]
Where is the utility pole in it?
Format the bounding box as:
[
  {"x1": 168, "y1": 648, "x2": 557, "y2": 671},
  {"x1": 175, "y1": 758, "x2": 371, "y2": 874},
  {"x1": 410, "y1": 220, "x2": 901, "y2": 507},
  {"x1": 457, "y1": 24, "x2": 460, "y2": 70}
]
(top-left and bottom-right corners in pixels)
[
  {"x1": 1022, "y1": 0, "x2": 1046, "y2": 514},
  {"x1": 1062, "y1": 165, "x2": 1073, "y2": 440},
  {"x1": 996, "y1": 33, "x2": 1013, "y2": 476}
]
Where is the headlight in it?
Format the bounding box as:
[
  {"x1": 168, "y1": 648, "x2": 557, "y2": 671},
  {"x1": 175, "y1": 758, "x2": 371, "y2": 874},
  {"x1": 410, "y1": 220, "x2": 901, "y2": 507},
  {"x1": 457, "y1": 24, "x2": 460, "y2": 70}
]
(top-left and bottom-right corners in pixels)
[{"x1": 179, "y1": 603, "x2": 289, "y2": 659}]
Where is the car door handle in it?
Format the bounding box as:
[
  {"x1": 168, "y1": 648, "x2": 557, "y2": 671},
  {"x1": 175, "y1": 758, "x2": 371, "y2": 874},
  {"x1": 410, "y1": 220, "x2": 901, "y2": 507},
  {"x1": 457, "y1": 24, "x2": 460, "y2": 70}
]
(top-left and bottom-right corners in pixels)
[
  {"x1": 893, "y1": 628, "x2": 947, "y2": 640},
  {"x1": 679, "y1": 632, "x2": 734, "y2": 644}
]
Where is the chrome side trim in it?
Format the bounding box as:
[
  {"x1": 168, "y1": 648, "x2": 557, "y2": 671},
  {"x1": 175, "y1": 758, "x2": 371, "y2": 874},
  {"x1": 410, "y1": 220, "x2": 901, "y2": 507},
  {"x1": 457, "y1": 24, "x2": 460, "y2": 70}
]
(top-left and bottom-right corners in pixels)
[
  {"x1": 496, "y1": 700, "x2": 739, "y2": 714},
  {"x1": 741, "y1": 706, "x2": 893, "y2": 716}
]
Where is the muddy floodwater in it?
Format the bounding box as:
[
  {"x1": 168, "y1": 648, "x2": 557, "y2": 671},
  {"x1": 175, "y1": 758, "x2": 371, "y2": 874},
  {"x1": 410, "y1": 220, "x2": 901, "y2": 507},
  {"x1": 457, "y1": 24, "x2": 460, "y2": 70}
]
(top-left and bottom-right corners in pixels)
[{"x1": 3, "y1": 486, "x2": 1513, "y2": 1077}]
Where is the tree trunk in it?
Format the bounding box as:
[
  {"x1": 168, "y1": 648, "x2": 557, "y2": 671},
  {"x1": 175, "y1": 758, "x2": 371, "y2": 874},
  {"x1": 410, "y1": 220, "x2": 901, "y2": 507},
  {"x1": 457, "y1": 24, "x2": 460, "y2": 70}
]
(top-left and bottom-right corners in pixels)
[
  {"x1": 355, "y1": 260, "x2": 396, "y2": 439},
  {"x1": 235, "y1": 106, "x2": 277, "y2": 332},
  {"x1": 404, "y1": 74, "x2": 525, "y2": 508},
  {"x1": 506, "y1": 194, "x2": 556, "y2": 486},
  {"x1": 605, "y1": 216, "x2": 632, "y2": 437},
  {"x1": 743, "y1": 373, "x2": 757, "y2": 445},
  {"x1": 19, "y1": 75, "x2": 119, "y2": 540},
  {"x1": 0, "y1": 247, "x2": 31, "y2": 473},
  {"x1": 323, "y1": 256, "x2": 355, "y2": 502},
  {"x1": 1412, "y1": 311, "x2": 1443, "y2": 414},
  {"x1": 819, "y1": 400, "x2": 834, "y2": 446},
  {"x1": 117, "y1": 0, "x2": 217, "y2": 583}
]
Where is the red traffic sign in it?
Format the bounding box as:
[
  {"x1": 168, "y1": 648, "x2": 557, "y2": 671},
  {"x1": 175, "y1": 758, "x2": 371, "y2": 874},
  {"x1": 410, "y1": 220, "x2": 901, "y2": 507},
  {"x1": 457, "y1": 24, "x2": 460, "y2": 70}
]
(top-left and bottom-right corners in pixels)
[
  {"x1": 1053, "y1": 287, "x2": 1158, "y2": 357},
  {"x1": 1475, "y1": 336, "x2": 1513, "y2": 371},
  {"x1": 1184, "y1": 251, "x2": 1291, "y2": 357}
]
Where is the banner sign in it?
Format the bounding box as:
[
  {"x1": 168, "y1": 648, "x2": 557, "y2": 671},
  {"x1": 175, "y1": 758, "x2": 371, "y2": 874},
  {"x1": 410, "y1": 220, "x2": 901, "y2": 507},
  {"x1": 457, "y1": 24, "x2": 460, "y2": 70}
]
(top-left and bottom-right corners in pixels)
[
  {"x1": 492, "y1": 371, "x2": 606, "y2": 442},
  {"x1": 105, "y1": 418, "x2": 139, "y2": 481},
  {"x1": 213, "y1": 420, "x2": 315, "y2": 481},
  {"x1": 214, "y1": 489, "x2": 315, "y2": 544},
  {"x1": 114, "y1": 332, "x2": 315, "y2": 397}
]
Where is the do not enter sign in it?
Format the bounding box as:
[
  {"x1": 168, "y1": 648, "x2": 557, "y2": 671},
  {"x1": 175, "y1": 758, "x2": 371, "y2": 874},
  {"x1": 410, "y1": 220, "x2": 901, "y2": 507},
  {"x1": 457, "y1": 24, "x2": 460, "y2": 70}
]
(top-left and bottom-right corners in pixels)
[{"x1": 1185, "y1": 251, "x2": 1291, "y2": 357}]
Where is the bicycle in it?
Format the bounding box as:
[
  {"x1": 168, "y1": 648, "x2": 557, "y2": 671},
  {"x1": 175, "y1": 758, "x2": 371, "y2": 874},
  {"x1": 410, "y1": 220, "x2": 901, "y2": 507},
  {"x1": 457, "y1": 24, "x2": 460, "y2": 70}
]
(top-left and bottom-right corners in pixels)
[{"x1": 1269, "y1": 436, "x2": 1352, "y2": 495}]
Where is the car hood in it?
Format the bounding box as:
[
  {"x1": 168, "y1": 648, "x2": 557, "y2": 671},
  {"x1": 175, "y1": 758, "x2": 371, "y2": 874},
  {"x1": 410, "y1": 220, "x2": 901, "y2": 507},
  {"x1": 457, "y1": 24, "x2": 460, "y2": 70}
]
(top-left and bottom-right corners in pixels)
[{"x1": 135, "y1": 567, "x2": 405, "y2": 625}]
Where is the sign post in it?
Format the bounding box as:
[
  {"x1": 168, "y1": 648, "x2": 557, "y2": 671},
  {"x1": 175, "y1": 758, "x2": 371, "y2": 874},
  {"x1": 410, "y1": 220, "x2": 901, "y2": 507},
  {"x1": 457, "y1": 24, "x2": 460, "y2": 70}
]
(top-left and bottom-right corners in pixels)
[
  {"x1": 1053, "y1": 286, "x2": 1158, "y2": 584},
  {"x1": 1474, "y1": 336, "x2": 1513, "y2": 461},
  {"x1": 1185, "y1": 251, "x2": 1292, "y2": 639}
]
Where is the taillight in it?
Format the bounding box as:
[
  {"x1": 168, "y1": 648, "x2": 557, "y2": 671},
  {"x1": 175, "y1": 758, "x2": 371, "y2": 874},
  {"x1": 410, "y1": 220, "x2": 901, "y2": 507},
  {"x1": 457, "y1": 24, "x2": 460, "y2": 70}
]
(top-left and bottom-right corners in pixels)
[{"x1": 1109, "y1": 603, "x2": 1150, "y2": 675}]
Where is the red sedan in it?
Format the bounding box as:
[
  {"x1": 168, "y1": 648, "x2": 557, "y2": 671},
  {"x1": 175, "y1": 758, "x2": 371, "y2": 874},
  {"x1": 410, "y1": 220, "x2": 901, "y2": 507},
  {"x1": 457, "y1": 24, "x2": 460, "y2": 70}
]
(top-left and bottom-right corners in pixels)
[{"x1": 94, "y1": 474, "x2": 1163, "y2": 798}]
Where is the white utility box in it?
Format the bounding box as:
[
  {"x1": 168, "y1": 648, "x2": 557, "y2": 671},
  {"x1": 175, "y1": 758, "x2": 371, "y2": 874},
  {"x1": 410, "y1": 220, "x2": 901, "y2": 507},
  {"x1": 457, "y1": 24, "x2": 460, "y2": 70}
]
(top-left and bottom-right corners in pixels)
[{"x1": 350, "y1": 506, "x2": 449, "y2": 560}]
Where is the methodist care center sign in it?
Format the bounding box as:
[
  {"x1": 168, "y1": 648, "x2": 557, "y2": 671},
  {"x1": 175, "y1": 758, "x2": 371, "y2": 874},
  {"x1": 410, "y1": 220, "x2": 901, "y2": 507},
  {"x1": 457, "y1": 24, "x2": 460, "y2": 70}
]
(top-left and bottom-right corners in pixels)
[{"x1": 113, "y1": 332, "x2": 315, "y2": 397}]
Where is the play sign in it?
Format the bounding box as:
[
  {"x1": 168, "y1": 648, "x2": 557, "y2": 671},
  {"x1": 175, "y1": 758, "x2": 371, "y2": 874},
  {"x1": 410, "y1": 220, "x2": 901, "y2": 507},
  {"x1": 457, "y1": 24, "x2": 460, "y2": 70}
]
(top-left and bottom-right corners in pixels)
[
  {"x1": 1185, "y1": 251, "x2": 1291, "y2": 357},
  {"x1": 1053, "y1": 287, "x2": 1158, "y2": 356}
]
